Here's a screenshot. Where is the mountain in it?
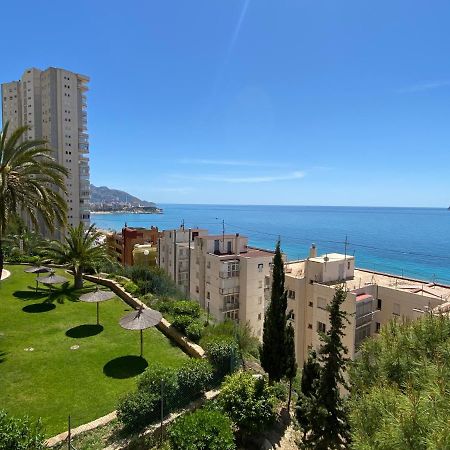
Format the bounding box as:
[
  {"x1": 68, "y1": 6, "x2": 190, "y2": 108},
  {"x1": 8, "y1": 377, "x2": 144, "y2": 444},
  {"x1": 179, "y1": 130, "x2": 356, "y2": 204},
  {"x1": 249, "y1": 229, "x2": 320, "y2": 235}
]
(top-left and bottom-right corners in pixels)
[{"x1": 90, "y1": 184, "x2": 156, "y2": 207}]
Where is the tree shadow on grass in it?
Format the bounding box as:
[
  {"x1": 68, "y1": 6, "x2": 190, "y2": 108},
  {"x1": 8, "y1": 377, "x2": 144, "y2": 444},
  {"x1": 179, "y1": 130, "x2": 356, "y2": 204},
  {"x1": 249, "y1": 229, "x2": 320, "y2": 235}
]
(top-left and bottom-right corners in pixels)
[
  {"x1": 103, "y1": 355, "x2": 148, "y2": 379},
  {"x1": 0, "y1": 351, "x2": 6, "y2": 364},
  {"x1": 22, "y1": 303, "x2": 56, "y2": 313},
  {"x1": 13, "y1": 290, "x2": 48, "y2": 301},
  {"x1": 66, "y1": 324, "x2": 104, "y2": 338}
]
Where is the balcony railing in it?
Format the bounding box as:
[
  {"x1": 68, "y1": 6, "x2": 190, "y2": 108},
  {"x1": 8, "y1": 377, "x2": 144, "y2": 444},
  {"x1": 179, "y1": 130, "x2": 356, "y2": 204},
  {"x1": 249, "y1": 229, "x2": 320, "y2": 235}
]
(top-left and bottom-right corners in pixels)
[
  {"x1": 220, "y1": 302, "x2": 240, "y2": 312},
  {"x1": 219, "y1": 287, "x2": 240, "y2": 295},
  {"x1": 219, "y1": 271, "x2": 240, "y2": 279}
]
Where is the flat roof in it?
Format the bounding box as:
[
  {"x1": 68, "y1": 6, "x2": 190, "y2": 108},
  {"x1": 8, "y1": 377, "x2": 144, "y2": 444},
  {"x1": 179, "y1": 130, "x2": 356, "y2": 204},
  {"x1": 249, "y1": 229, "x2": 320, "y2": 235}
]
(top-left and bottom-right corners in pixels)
[{"x1": 309, "y1": 253, "x2": 355, "y2": 263}]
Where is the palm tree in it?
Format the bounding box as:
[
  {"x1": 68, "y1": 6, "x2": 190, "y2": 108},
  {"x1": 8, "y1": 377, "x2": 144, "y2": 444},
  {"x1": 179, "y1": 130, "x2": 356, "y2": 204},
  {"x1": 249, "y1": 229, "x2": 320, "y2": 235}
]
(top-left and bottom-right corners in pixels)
[
  {"x1": 42, "y1": 223, "x2": 109, "y2": 289},
  {"x1": 0, "y1": 122, "x2": 68, "y2": 274}
]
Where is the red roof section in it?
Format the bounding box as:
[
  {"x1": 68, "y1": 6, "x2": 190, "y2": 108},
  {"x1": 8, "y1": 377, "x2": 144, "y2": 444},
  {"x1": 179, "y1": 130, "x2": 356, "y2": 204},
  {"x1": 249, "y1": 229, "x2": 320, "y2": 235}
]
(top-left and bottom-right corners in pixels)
[{"x1": 356, "y1": 294, "x2": 373, "y2": 302}]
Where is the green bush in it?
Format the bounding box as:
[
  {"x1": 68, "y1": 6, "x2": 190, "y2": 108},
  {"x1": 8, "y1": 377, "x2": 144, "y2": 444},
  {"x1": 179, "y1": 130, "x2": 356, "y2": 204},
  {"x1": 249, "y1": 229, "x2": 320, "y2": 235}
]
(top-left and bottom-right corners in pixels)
[
  {"x1": 168, "y1": 409, "x2": 235, "y2": 450},
  {"x1": 116, "y1": 390, "x2": 161, "y2": 432},
  {"x1": 218, "y1": 371, "x2": 275, "y2": 434},
  {"x1": 123, "y1": 280, "x2": 140, "y2": 295},
  {"x1": 203, "y1": 337, "x2": 239, "y2": 377},
  {"x1": 172, "y1": 314, "x2": 194, "y2": 333},
  {"x1": 117, "y1": 364, "x2": 179, "y2": 431},
  {"x1": 186, "y1": 321, "x2": 204, "y2": 342},
  {"x1": 177, "y1": 359, "x2": 213, "y2": 401},
  {"x1": 172, "y1": 300, "x2": 201, "y2": 318},
  {"x1": 0, "y1": 410, "x2": 46, "y2": 450},
  {"x1": 270, "y1": 380, "x2": 288, "y2": 402}
]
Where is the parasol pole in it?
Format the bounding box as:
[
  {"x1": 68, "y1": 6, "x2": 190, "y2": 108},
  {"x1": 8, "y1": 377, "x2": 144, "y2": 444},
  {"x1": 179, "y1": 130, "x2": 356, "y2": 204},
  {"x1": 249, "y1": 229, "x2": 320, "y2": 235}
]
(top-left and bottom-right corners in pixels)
[
  {"x1": 140, "y1": 329, "x2": 143, "y2": 357},
  {"x1": 97, "y1": 303, "x2": 100, "y2": 325}
]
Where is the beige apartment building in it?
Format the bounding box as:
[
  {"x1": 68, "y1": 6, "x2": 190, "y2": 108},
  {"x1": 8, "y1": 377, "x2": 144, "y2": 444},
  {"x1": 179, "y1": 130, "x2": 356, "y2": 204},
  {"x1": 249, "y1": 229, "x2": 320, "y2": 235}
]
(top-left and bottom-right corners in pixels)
[
  {"x1": 158, "y1": 227, "x2": 208, "y2": 296},
  {"x1": 1, "y1": 67, "x2": 90, "y2": 233},
  {"x1": 190, "y1": 234, "x2": 275, "y2": 338},
  {"x1": 284, "y1": 245, "x2": 450, "y2": 364}
]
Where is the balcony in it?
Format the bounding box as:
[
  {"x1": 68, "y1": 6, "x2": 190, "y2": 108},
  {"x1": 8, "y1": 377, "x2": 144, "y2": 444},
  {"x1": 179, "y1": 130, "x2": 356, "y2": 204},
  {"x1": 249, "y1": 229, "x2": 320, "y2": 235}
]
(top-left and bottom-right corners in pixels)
[
  {"x1": 219, "y1": 270, "x2": 240, "y2": 279},
  {"x1": 219, "y1": 287, "x2": 239, "y2": 295},
  {"x1": 220, "y1": 302, "x2": 240, "y2": 313}
]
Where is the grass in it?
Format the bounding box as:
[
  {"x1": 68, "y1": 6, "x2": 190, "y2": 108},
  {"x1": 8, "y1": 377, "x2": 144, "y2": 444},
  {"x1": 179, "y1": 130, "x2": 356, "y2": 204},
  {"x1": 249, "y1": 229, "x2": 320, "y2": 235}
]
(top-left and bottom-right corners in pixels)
[{"x1": 0, "y1": 265, "x2": 187, "y2": 437}]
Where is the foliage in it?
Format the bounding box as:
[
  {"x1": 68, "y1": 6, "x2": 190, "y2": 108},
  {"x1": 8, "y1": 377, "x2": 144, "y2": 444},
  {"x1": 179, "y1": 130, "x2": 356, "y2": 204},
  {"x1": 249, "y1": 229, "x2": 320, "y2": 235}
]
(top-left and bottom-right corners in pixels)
[
  {"x1": 168, "y1": 409, "x2": 236, "y2": 450},
  {"x1": 118, "y1": 360, "x2": 213, "y2": 431},
  {"x1": 0, "y1": 410, "x2": 46, "y2": 450},
  {"x1": 172, "y1": 314, "x2": 194, "y2": 334},
  {"x1": 260, "y1": 240, "x2": 288, "y2": 382},
  {"x1": 123, "y1": 280, "x2": 140, "y2": 295},
  {"x1": 41, "y1": 223, "x2": 110, "y2": 288},
  {"x1": 349, "y1": 314, "x2": 450, "y2": 449},
  {"x1": 177, "y1": 359, "x2": 213, "y2": 401},
  {"x1": 172, "y1": 300, "x2": 201, "y2": 318},
  {"x1": 218, "y1": 371, "x2": 275, "y2": 434},
  {"x1": 186, "y1": 321, "x2": 204, "y2": 343},
  {"x1": 297, "y1": 286, "x2": 350, "y2": 449},
  {"x1": 285, "y1": 321, "x2": 298, "y2": 408},
  {"x1": 0, "y1": 122, "x2": 68, "y2": 273},
  {"x1": 202, "y1": 336, "x2": 239, "y2": 378}
]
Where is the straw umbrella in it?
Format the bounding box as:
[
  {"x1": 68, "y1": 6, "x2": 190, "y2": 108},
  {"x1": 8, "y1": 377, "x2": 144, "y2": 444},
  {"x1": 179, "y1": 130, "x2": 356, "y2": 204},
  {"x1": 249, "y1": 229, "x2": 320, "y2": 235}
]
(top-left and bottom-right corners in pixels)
[
  {"x1": 24, "y1": 266, "x2": 52, "y2": 292},
  {"x1": 79, "y1": 290, "x2": 115, "y2": 325},
  {"x1": 37, "y1": 273, "x2": 68, "y2": 291},
  {"x1": 119, "y1": 306, "x2": 162, "y2": 357}
]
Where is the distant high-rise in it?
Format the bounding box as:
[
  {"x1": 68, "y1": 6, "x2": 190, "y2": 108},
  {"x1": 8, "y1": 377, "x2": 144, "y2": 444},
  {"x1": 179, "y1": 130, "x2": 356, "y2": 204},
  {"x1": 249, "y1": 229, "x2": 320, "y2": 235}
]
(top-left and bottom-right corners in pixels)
[{"x1": 1, "y1": 67, "x2": 90, "y2": 232}]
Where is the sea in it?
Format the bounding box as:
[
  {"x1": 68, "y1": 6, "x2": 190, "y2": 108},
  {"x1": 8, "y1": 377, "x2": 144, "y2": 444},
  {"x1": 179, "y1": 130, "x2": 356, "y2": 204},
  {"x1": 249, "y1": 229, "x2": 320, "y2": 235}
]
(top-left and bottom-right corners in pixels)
[{"x1": 91, "y1": 205, "x2": 450, "y2": 285}]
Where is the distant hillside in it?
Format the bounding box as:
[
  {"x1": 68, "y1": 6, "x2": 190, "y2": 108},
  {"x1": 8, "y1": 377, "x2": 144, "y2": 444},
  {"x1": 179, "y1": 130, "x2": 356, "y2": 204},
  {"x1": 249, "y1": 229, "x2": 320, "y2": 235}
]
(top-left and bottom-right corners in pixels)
[{"x1": 90, "y1": 184, "x2": 155, "y2": 207}]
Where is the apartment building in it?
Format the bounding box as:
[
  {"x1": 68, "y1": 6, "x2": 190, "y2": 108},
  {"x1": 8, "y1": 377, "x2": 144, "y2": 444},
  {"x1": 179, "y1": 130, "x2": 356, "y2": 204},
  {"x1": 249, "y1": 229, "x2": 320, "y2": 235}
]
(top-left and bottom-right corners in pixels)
[
  {"x1": 190, "y1": 234, "x2": 275, "y2": 338},
  {"x1": 107, "y1": 226, "x2": 160, "y2": 266},
  {"x1": 1, "y1": 67, "x2": 90, "y2": 233},
  {"x1": 157, "y1": 227, "x2": 208, "y2": 296},
  {"x1": 284, "y1": 245, "x2": 450, "y2": 364}
]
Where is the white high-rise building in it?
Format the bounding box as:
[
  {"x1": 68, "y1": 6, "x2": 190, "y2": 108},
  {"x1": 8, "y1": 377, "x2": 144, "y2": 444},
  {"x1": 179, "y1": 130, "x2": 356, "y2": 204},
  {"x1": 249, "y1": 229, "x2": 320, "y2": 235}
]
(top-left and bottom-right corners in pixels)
[{"x1": 1, "y1": 67, "x2": 90, "y2": 232}]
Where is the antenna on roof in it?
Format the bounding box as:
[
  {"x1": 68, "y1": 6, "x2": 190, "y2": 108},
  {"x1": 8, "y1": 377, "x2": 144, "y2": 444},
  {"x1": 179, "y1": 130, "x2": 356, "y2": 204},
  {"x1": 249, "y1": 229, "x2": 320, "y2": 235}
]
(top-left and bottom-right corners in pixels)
[{"x1": 344, "y1": 235, "x2": 348, "y2": 260}]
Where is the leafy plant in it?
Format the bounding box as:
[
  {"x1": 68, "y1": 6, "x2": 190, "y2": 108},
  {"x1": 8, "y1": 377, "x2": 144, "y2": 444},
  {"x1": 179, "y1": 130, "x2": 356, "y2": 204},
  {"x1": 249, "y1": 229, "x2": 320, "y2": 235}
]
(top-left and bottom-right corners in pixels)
[
  {"x1": 0, "y1": 410, "x2": 46, "y2": 450},
  {"x1": 218, "y1": 371, "x2": 275, "y2": 434},
  {"x1": 172, "y1": 314, "x2": 194, "y2": 334},
  {"x1": 203, "y1": 337, "x2": 239, "y2": 378},
  {"x1": 172, "y1": 300, "x2": 201, "y2": 318},
  {"x1": 168, "y1": 409, "x2": 235, "y2": 450},
  {"x1": 177, "y1": 359, "x2": 213, "y2": 401}
]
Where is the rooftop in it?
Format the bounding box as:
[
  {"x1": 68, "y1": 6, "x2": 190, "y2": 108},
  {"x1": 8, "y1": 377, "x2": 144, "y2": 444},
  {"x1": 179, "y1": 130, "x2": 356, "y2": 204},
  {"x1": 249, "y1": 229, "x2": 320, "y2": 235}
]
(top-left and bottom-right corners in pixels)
[{"x1": 309, "y1": 253, "x2": 355, "y2": 263}]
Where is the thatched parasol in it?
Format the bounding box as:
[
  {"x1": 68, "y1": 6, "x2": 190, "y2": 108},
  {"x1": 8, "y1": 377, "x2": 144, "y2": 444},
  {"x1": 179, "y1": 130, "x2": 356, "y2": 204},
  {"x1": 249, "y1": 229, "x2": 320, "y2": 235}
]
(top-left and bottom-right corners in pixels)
[
  {"x1": 24, "y1": 266, "x2": 52, "y2": 291},
  {"x1": 37, "y1": 273, "x2": 68, "y2": 291},
  {"x1": 119, "y1": 306, "x2": 162, "y2": 357},
  {"x1": 79, "y1": 290, "x2": 116, "y2": 325}
]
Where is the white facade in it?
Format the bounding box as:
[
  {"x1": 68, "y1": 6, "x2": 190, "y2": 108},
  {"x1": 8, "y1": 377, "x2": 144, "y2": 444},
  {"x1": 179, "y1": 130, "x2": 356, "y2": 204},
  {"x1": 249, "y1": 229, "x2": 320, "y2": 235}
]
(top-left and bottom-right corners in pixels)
[{"x1": 1, "y1": 67, "x2": 90, "y2": 233}]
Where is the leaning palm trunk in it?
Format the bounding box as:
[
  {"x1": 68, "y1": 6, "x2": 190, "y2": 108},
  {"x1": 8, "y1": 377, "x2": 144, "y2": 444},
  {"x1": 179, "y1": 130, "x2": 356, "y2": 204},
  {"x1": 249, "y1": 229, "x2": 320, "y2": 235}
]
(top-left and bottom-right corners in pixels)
[
  {"x1": 74, "y1": 267, "x2": 84, "y2": 289},
  {"x1": 0, "y1": 238, "x2": 4, "y2": 276}
]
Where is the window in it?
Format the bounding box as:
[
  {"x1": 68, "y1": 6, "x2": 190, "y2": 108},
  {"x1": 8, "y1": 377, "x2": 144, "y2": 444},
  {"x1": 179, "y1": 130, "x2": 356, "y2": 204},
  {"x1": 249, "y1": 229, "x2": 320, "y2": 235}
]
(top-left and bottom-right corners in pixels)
[
  {"x1": 308, "y1": 301, "x2": 313, "y2": 307},
  {"x1": 227, "y1": 241, "x2": 232, "y2": 253},
  {"x1": 377, "y1": 299, "x2": 382, "y2": 310},
  {"x1": 375, "y1": 322, "x2": 381, "y2": 333},
  {"x1": 287, "y1": 310, "x2": 295, "y2": 321},
  {"x1": 258, "y1": 296, "x2": 263, "y2": 305},
  {"x1": 258, "y1": 263, "x2": 264, "y2": 272},
  {"x1": 207, "y1": 261, "x2": 211, "y2": 269},
  {"x1": 288, "y1": 289, "x2": 295, "y2": 299},
  {"x1": 214, "y1": 239, "x2": 220, "y2": 253},
  {"x1": 258, "y1": 280, "x2": 263, "y2": 288},
  {"x1": 195, "y1": 286, "x2": 199, "y2": 293},
  {"x1": 308, "y1": 323, "x2": 313, "y2": 329},
  {"x1": 317, "y1": 297, "x2": 327, "y2": 310},
  {"x1": 347, "y1": 261, "x2": 351, "y2": 270},
  {"x1": 258, "y1": 313, "x2": 262, "y2": 321},
  {"x1": 207, "y1": 292, "x2": 210, "y2": 300},
  {"x1": 393, "y1": 303, "x2": 400, "y2": 316},
  {"x1": 317, "y1": 321, "x2": 326, "y2": 333}
]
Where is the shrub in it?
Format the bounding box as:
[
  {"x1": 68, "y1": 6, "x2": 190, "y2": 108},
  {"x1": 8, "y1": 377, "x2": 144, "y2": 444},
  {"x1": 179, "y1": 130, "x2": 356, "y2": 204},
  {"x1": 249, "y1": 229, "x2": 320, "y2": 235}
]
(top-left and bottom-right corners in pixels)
[
  {"x1": 168, "y1": 409, "x2": 235, "y2": 450},
  {"x1": 172, "y1": 300, "x2": 201, "y2": 318},
  {"x1": 270, "y1": 380, "x2": 288, "y2": 402},
  {"x1": 218, "y1": 371, "x2": 275, "y2": 434},
  {"x1": 177, "y1": 359, "x2": 213, "y2": 401},
  {"x1": 203, "y1": 337, "x2": 239, "y2": 377},
  {"x1": 172, "y1": 314, "x2": 194, "y2": 334},
  {"x1": 186, "y1": 321, "x2": 204, "y2": 342},
  {"x1": 117, "y1": 364, "x2": 179, "y2": 431},
  {"x1": 0, "y1": 410, "x2": 46, "y2": 450},
  {"x1": 123, "y1": 280, "x2": 140, "y2": 295},
  {"x1": 116, "y1": 390, "x2": 161, "y2": 432}
]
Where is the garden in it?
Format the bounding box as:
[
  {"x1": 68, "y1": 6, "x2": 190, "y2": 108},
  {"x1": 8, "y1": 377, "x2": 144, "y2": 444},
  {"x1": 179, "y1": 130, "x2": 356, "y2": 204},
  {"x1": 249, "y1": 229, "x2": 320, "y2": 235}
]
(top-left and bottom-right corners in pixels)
[{"x1": 0, "y1": 265, "x2": 187, "y2": 437}]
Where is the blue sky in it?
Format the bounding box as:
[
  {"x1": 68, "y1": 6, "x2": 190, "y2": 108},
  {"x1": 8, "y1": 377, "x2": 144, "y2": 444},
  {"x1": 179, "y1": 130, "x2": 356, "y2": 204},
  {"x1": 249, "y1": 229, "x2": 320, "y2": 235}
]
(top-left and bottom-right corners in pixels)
[{"x1": 2, "y1": 0, "x2": 450, "y2": 206}]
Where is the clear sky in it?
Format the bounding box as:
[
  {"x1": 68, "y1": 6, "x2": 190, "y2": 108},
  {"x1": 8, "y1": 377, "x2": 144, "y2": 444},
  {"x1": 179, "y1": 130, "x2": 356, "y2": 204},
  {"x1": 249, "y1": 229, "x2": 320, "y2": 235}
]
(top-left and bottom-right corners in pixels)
[{"x1": 2, "y1": 0, "x2": 450, "y2": 207}]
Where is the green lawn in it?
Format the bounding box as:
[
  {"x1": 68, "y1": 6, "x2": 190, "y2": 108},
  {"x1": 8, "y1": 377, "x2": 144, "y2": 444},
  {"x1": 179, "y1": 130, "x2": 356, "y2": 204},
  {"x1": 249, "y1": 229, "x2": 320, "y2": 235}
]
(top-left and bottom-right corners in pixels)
[{"x1": 0, "y1": 265, "x2": 187, "y2": 437}]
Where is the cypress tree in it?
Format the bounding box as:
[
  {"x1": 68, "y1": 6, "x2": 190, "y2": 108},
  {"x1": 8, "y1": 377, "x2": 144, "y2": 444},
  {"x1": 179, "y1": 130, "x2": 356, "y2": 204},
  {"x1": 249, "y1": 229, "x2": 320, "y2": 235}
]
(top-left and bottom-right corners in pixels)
[
  {"x1": 285, "y1": 321, "x2": 298, "y2": 410},
  {"x1": 260, "y1": 240, "x2": 288, "y2": 383},
  {"x1": 305, "y1": 285, "x2": 351, "y2": 449}
]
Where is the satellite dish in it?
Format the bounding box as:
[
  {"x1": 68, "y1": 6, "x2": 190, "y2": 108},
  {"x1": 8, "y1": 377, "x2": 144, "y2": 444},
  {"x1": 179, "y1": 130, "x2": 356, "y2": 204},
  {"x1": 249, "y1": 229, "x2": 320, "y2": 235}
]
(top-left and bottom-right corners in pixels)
[{"x1": 143, "y1": 250, "x2": 150, "y2": 256}]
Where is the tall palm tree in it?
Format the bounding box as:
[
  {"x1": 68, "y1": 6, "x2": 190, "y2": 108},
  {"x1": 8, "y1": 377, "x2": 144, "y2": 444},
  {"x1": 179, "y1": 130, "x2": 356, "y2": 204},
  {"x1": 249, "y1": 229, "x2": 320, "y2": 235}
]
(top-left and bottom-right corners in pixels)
[
  {"x1": 0, "y1": 122, "x2": 68, "y2": 274},
  {"x1": 42, "y1": 223, "x2": 109, "y2": 289}
]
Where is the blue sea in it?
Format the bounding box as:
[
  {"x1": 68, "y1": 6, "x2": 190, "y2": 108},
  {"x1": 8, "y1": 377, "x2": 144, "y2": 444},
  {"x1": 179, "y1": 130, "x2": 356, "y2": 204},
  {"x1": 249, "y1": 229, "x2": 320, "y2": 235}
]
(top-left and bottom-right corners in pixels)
[{"x1": 92, "y1": 205, "x2": 450, "y2": 285}]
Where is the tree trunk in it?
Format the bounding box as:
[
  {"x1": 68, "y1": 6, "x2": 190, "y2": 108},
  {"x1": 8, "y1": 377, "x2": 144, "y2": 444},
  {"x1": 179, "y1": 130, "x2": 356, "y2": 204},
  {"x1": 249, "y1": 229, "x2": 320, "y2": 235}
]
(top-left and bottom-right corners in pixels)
[
  {"x1": 0, "y1": 239, "x2": 4, "y2": 278},
  {"x1": 74, "y1": 268, "x2": 84, "y2": 289},
  {"x1": 287, "y1": 377, "x2": 293, "y2": 411}
]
